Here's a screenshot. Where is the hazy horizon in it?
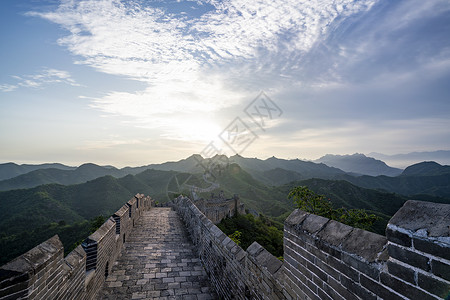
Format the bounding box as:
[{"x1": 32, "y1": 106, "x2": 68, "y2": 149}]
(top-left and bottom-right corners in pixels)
[
  {"x1": 2, "y1": 150, "x2": 450, "y2": 170},
  {"x1": 1, "y1": 0, "x2": 449, "y2": 167}
]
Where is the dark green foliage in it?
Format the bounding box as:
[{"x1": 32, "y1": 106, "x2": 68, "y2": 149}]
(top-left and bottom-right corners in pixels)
[
  {"x1": 288, "y1": 186, "x2": 379, "y2": 231},
  {"x1": 0, "y1": 217, "x2": 105, "y2": 265},
  {"x1": 217, "y1": 214, "x2": 283, "y2": 258}
]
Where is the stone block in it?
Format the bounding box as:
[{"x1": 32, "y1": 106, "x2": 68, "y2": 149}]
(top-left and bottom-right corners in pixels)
[
  {"x1": 431, "y1": 259, "x2": 450, "y2": 282},
  {"x1": 341, "y1": 253, "x2": 380, "y2": 280},
  {"x1": 315, "y1": 239, "x2": 341, "y2": 259},
  {"x1": 388, "y1": 200, "x2": 450, "y2": 238},
  {"x1": 315, "y1": 259, "x2": 340, "y2": 281},
  {"x1": 386, "y1": 226, "x2": 412, "y2": 247},
  {"x1": 254, "y1": 248, "x2": 282, "y2": 274},
  {"x1": 341, "y1": 228, "x2": 387, "y2": 262},
  {"x1": 317, "y1": 220, "x2": 354, "y2": 248},
  {"x1": 417, "y1": 272, "x2": 450, "y2": 298},
  {"x1": 306, "y1": 260, "x2": 327, "y2": 282},
  {"x1": 414, "y1": 237, "x2": 450, "y2": 260},
  {"x1": 326, "y1": 275, "x2": 358, "y2": 300},
  {"x1": 340, "y1": 275, "x2": 376, "y2": 300},
  {"x1": 386, "y1": 260, "x2": 415, "y2": 284},
  {"x1": 284, "y1": 209, "x2": 309, "y2": 227},
  {"x1": 89, "y1": 218, "x2": 115, "y2": 242},
  {"x1": 247, "y1": 242, "x2": 264, "y2": 257},
  {"x1": 301, "y1": 214, "x2": 329, "y2": 235},
  {"x1": 327, "y1": 256, "x2": 359, "y2": 282},
  {"x1": 380, "y1": 272, "x2": 437, "y2": 300},
  {"x1": 388, "y1": 243, "x2": 430, "y2": 271},
  {"x1": 359, "y1": 274, "x2": 404, "y2": 300}
]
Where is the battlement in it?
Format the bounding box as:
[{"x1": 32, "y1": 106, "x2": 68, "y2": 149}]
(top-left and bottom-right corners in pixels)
[
  {"x1": 0, "y1": 194, "x2": 154, "y2": 300},
  {"x1": 174, "y1": 196, "x2": 450, "y2": 299},
  {"x1": 192, "y1": 191, "x2": 245, "y2": 224},
  {"x1": 1, "y1": 195, "x2": 449, "y2": 299}
]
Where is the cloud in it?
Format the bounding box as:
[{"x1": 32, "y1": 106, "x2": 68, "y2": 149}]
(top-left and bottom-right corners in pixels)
[
  {"x1": 26, "y1": 0, "x2": 450, "y2": 158},
  {"x1": 28, "y1": 0, "x2": 376, "y2": 122},
  {"x1": 0, "y1": 68, "x2": 80, "y2": 92}
]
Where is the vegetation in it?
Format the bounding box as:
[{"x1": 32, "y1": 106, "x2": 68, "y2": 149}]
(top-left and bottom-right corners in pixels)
[
  {"x1": 0, "y1": 215, "x2": 106, "y2": 265},
  {"x1": 217, "y1": 214, "x2": 283, "y2": 258},
  {"x1": 288, "y1": 186, "x2": 379, "y2": 231},
  {"x1": 1, "y1": 160, "x2": 449, "y2": 266}
]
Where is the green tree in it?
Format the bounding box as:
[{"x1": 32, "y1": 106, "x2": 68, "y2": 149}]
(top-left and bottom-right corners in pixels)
[
  {"x1": 288, "y1": 186, "x2": 334, "y2": 218},
  {"x1": 228, "y1": 230, "x2": 242, "y2": 246},
  {"x1": 288, "y1": 186, "x2": 379, "y2": 231}
]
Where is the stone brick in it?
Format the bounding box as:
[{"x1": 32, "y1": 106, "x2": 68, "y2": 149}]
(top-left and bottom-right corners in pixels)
[
  {"x1": 388, "y1": 200, "x2": 450, "y2": 238},
  {"x1": 327, "y1": 256, "x2": 359, "y2": 282},
  {"x1": 327, "y1": 276, "x2": 358, "y2": 300},
  {"x1": 301, "y1": 214, "x2": 329, "y2": 235},
  {"x1": 317, "y1": 220, "x2": 354, "y2": 247},
  {"x1": 414, "y1": 238, "x2": 450, "y2": 260},
  {"x1": 342, "y1": 228, "x2": 387, "y2": 262},
  {"x1": 360, "y1": 274, "x2": 404, "y2": 300},
  {"x1": 386, "y1": 226, "x2": 412, "y2": 247},
  {"x1": 388, "y1": 243, "x2": 430, "y2": 271},
  {"x1": 380, "y1": 272, "x2": 437, "y2": 300},
  {"x1": 341, "y1": 253, "x2": 379, "y2": 280},
  {"x1": 431, "y1": 259, "x2": 450, "y2": 282},
  {"x1": 306, "y1": 260, "x2": 328, "y2": 282},
  {"x1": 387, "y1": 260, "x2": 415, "y2": 284},
  {"x1": 417, "y1": 272, "x2": 450, "y2": 298},
  {"x1": 340, "y1": 274, "x2": 376, "y2": 300},
  {"x1": 284, "y1": 209, "x2": 309, "y2": 227}
]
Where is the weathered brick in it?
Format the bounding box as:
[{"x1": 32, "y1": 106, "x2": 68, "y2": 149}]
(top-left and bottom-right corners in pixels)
[
  {"x1": 328, "y1": 256, "x2": 359, "y2": 282},
  {"x1": 386, "y1": 227, "x2": 412, "y2": 247},
  {"x1": 380, "y1": 272, "x2": 437, "y2": 300},
  {"x1": 417, "y1": 272, "x2": 450, "y2": 298},
  {"x1": 414, "y1": 238, "x2": 450, "y2": 260},
  {"x1": 387, "y1": 260, "x2": 416, "y2": 284},
  {"x1": 342, "y1": 228, "x2": 387, "y2": 262},
  {"x1": 360, "y1": 274, "x2": 405, "y2": 300},
  {"x1": 341, "y1": 253, "x2": 380, "y2": 280},
  {"x1": 307, "y1": 260, "x2": 327, "y2": 282},
  {"x1": 388, "y1": 243, "x2": 430, "y2": 271},
  {"x1": 327, "y1": 275, "x2": 359, "y2": 300},
  {"x1": 315, "y1": 258, "x2": 340, "y2": 281},
  {"x1": 431, "y1": 259, "x2": 450, "y2": 282}
]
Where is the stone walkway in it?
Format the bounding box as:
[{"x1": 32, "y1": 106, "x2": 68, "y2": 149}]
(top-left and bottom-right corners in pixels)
[{"x1": 98, "y1": 208, "x2": 217, "y2": 300}]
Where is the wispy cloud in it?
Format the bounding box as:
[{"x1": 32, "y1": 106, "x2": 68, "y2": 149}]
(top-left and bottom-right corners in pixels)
[
  {"x1": 28, "y1": 0, "x2": 375, "y2": 123},
  {"x1": 0, "y1": 68, "x2": 80, "y2": 92},
  {"x1": 25, "y1": 0, "x2": 450, "y2": 158}
]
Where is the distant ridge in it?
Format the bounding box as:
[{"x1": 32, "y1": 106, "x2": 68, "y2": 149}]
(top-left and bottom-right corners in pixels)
[
  {"x1": 401, "y1": 161, "x2": 450, "y2": 176},
  {"x1": 0, "y1": 163, "x2": 127, "y2": 191},
  {"x1": 315, "y1": 153, "x2": 402, "y2": 176},
  {"x1": 0, "y1": 162, "x2": 75, "y2": 181}
]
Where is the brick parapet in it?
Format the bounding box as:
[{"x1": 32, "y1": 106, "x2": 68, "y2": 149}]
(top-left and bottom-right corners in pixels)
[
  {"x1": 0, "y1": 194, "x2": 154, "y2": 300},
  {"x1": 173, "y1": 195, "x2": 284, "y2": 299}
]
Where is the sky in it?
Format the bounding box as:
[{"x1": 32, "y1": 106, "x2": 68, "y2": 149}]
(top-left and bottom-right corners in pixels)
[{"x1": 1, "y1": 0, "x2": 449, "y2": 168}]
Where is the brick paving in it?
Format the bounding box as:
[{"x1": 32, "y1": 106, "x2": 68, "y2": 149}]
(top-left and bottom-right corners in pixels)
[{"x1": 98, "y1": 208, "x2": 217, "y2": 300}]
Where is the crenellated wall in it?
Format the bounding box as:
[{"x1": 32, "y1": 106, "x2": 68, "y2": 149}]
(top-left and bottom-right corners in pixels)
[
  {"x1": 283, "y1": 200, "x2": 449, "y2": 299},
  {"x1": 1, "y1": 193, "x2": 449, "y2": 300},
  {"x1": 176, "y1": 196, "x2": 450, "y2": 300},
  {"x1": 192, "y1": 193, "x2": 246, "y2": 224},
  {"x1": 173, "y1": 195, "x2": 285, "y2": 299},
  {"x1": 0, "y1": 194, "x2": 153, "y2": 300}
]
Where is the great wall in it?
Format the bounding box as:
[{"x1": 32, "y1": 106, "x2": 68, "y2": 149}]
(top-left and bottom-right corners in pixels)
[{"x1": 0, "y1": 193, "x2": 449, "y2": 299}]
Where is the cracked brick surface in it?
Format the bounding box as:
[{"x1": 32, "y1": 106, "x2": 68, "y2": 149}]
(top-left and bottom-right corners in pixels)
[{"x1": 98, "y1": 208, "x2": 217, "y2": 300}]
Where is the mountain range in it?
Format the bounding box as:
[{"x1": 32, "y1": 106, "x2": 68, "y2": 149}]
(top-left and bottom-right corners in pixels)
[
  {"x1": 315, "y1": 153, "x2": 402, "y2": 176},
  {"x1": 1, "y1": 152, "x2": 450, "y2": 265}
]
